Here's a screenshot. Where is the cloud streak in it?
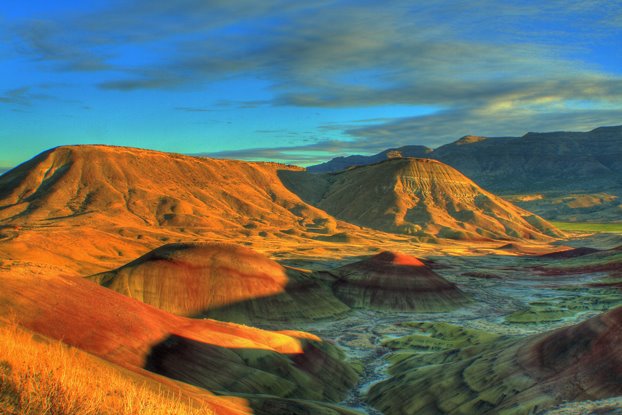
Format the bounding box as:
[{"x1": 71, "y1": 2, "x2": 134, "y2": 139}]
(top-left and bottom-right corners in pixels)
[
  {"x1": 7, "y1": 0, "x2": 622, "y2": 161},
  {"x1": 0, "y1": 86, "x2": 51, "y2": 106},
  {"x1": 201, "y1": 140, "x2": 353, "y2": 165}
]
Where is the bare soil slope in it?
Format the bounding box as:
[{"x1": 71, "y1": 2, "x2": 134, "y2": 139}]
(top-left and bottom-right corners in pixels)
[
  {"x1": 0, "y1": 270, "x2": 359, "y2": 412},
  {"x1": 0, "y1": 145, "x2": 343, "y2": 273},
  {"x1": 284, "y1": 158, "x2": 561, "y2": 240},
  {"x1": 0, "y1": 145, "x2": 336, "y2": 230},
  {"x1": 0, "y1": 146, "x2": 561, "y2": 274}
]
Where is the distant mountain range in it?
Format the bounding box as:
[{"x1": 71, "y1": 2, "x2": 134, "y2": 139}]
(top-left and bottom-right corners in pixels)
[{"x1": 309, "y1": 126, "x2": 622, "y2": 195}]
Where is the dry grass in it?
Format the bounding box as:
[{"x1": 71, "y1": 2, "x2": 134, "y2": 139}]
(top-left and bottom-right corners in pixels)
[{"x1": 0, "y1": 319, "x2": 211, "y2": 415}]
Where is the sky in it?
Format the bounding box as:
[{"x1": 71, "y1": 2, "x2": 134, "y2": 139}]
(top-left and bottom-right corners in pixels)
[{"x1": 1, "y1": 0, "x2": 622, "y2": 168}]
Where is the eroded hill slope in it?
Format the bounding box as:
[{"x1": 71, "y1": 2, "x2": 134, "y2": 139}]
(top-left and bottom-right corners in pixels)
[
  {"x1": 283, "y1": 158, "x2": 561, "y2": 240},
  {"x1": 89, "y1": 242, "x2": 349, "y2": 323}
]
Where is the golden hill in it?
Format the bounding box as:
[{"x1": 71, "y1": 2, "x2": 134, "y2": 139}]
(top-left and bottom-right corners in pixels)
[
  {"x1": 0, "y1": 320, "x2": 242, "y2": 415},
  {"x1": 282, "y1": 158, "x2": 562, "y2": 240},
  {"x1": 89, "y1": 242, "x2": 349, "y2": 323},
  {"x1": 0, "y1": 269, "x2": 359, "y2": 414},
  {"x1": 0, "y1": 145, "x2": 345, "y2": 273},
  {"x1": 0, "y1": 146, "x2": 562, "y2": 275},
  {"x1": 0, "y1": 145, "x2": 337, "y2": 231}
]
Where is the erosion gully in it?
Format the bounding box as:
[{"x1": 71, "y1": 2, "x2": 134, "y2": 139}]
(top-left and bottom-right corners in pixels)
[{"x1": 271, "y1": 253, "x2": 615, "y2": 415}]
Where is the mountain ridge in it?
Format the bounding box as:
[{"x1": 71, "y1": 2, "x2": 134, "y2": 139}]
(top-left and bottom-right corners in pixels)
[
  {"x1": 0, "y1": 145, "x2": 560, "y2": 275},
  {"x1": 308, "y1": 125, "x2": 622, "y2": 195}
]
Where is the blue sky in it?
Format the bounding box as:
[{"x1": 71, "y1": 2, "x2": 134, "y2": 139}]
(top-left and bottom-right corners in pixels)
[{"x1": 1, "y1": 0, "x2": 621, "y2": 167}]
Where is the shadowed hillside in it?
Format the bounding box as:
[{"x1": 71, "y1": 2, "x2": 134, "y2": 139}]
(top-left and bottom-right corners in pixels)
[
  {"x1": 90, "y1": 242, "x2": 349, "y2": 324},
  {"x1": 368, "y1": 307, "x2": 622, "y2": 415},
  {"x1": 282, "y1": 158, "x2": 561, "y2": 240},
  {"x1": 0, "y1": 320, "x2": 232, "y2": 415}
]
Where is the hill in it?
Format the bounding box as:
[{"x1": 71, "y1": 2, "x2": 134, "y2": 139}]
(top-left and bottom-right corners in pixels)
[
  {"x1": 308, "y1": 126, "x2": 622, "y2": 195},
  {"x1": 282, "y1": 158, "x2": 561, "y2": 240},
  {"x1": 0, "y1": 269, "x2": 359, "y2": 414},
  {"x1": 368, "y1": 306, "x2": 622, "y2": 414},
  {"x1": 0, "y1": 145, "x2": 336, "y2": 231},
  {"x1": 307, "y1": 145, "x2": 432, "y2": 173},
  {"x1": 327, "y1": 251, "x2": 467, "y2": 311},
  {"x1": 0, "y1": 145, "x2": 345, "y2": 273},
  {"x1": 89, "y1": 242, "x2": 349, "y2": 324},
  {"x1": 0, "y1": 145, "x2": 560, "y2": 274}
]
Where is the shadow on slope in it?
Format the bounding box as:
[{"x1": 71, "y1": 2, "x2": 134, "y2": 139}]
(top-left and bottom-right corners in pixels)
[
  {"x1": 89, "y1": 242, "x2": 350, "y2": 324},
  {"x1": 0, "y1": 271, "x2": 360, "y2": 414},
  {"x1": 146, "y1": 333, "x2": 357, "y2": 402}
]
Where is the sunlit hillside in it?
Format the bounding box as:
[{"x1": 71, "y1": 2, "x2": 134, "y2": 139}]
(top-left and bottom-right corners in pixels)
[{"x1": 0, "y1": 319, "x2": 214, "y2": 415}]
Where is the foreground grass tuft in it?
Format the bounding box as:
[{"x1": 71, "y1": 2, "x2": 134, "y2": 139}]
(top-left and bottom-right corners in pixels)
[{"x1": 0, "y1": 320, "x2": 210, "y2": 415}]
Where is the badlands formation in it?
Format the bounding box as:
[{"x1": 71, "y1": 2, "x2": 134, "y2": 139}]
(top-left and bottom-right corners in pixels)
[{"x1": 1, "y1": 144, "x2": 621, "y2": 415}]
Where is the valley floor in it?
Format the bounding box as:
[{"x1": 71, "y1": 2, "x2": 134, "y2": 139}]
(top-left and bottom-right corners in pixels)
[{"x1": 264, "y1": 235, "x2": 622, "y2": 414}]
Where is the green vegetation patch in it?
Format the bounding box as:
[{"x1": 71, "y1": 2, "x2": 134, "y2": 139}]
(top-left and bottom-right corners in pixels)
[
  {"x1": 382, "y1": 321, "x2": 500, "y2": 351},
  {"x1": 506, "y1": 306, "x2": 575, "y2": 324},
  {"x1": 560, "y1": 290, "x2": 622, "y2": 311},
  {"x1": 506, "y1": 293, "x2": 622, "y2": 324},
  {"x1": 550, "y1": 221, "x2": 622, "y2": 233}
]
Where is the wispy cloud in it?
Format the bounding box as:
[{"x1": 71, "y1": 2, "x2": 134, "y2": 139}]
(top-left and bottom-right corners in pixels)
[
  {"x1": 15, "y1": 19, "x2": 112, "y2": 71},
  {"x1": 174, "y1": 106, "x2": 216, "y2": 113},
  {"x1": 7, "y1": 0, "x2": 622, "y2": 159},
  {"x1": 201, "y1": 139, "x2": 353, "y2": 165},
  {"x1": 0, "y1": 86, "x2": 51, "y2": 106}
]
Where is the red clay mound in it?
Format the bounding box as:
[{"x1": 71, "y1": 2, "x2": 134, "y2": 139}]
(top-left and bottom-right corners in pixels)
[
  {"x1": 331, "y1": 251, "x2": 468, "y2": 311},
  {"x1": 518, "y1": 306, "x2": 622, "y2": 402},
  {"x1": 89, "y1": 242, "x2": 348, "y2": 323}
]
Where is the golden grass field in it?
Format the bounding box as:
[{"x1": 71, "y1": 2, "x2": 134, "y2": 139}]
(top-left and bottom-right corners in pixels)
[{"x1": 0, "y1": 319, "x2": 210, "y2": 415}]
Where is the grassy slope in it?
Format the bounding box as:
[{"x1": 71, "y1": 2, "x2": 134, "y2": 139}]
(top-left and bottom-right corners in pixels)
[{"x1": 0, "y1": 320, "x2": 218, "y2": 415}]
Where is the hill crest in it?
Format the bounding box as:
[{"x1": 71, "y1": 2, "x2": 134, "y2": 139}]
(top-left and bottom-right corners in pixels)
[{"x1": 283, "y1": 157, "x2": 561, "y2": 240}]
